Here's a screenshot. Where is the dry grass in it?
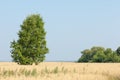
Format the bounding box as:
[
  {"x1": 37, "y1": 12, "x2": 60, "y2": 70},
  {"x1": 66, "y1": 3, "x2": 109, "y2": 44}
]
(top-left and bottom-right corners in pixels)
[{"x1": 0, "y1": 62, "x2": 120, "y2": 80}]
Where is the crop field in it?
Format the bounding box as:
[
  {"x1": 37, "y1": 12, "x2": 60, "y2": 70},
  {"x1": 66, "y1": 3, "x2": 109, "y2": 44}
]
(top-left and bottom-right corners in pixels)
[{"x1": 0, "y1": 62, "x2": 120, "y2": 80}]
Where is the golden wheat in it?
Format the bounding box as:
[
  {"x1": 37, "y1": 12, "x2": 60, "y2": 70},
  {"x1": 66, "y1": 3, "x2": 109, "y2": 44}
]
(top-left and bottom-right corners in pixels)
[{"x1": 0, "y1": 62, "x2": 120, "y2": 80}]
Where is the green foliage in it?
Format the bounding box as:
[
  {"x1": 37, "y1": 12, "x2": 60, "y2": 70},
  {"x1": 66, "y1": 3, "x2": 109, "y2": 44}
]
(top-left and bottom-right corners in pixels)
[
  {"x1": 31, "y1": 69, "x2": 37, "y2": 76},
  {"x1": 78, "y1": 46, "x2": 120, "y2": 62},
  {"x1": 116, "y1": 46, "x2": 120, "y2": 56},
  {"x1": 92, "y1": 51, "x2": 106, "y2": 62},
  {"x1": 53, "y1": 67, "x2": 59, "y2": 74},
  {"x1": 10, "y1": 14, "x2": 49, "y2": 65},
  {"x1": 78, "y1": 49, "x2": 92, "y2": 62},
  {"x1": 0, "y1": 68, "x2": 38, "y2": 77}
]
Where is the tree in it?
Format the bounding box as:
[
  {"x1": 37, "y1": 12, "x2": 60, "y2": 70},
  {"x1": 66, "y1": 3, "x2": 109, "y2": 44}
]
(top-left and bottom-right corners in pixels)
[
  {"x1": 78, "y1": 46, "x2": 106, "y2": 62},
  {"x1": 104, "y1": 48, "x2": 113, "y2": 62},
  {"x1": 10, "y1": 14, "x2": 49, "y2": 65},
  {"x1": 92, "y1": 50, "x2": 106, "y2": 62},
  {"x1": 78, "y1": 49, "x2": 92, "y2": 62},
  {"x1": 78, "y1": 46, "x2": 120, "y2": 63},
  {"x1": 116, "y1": 46, "x2": 120, "y2": 56}
]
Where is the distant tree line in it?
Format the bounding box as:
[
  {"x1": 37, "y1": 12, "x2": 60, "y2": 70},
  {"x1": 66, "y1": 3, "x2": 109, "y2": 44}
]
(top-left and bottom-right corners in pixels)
[{"x1": 78, "y1": 46, "x2": 120, "y2": 62}]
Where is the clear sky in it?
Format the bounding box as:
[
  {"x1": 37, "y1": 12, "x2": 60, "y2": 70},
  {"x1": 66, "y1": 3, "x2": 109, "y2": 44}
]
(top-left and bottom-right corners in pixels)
[{"x1": 0, "y1": 0, "x2": 120, "y2": 62}]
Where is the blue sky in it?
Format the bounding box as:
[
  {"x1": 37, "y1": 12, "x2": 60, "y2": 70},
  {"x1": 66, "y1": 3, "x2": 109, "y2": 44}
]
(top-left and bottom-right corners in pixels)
[{"x1": 0, "y1": 0, "x2": 120, "y2": 61}]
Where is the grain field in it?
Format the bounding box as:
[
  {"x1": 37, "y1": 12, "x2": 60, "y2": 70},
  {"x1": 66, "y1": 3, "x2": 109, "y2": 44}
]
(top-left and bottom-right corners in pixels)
[{"x1": 0, "y1": 62, "x2": 120, "y2": 80}]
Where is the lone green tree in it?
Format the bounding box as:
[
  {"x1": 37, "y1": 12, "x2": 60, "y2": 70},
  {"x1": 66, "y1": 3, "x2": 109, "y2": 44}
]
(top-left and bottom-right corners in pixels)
[{"x1": 10, "y1": 14, "x2": 49, "y2": 65}]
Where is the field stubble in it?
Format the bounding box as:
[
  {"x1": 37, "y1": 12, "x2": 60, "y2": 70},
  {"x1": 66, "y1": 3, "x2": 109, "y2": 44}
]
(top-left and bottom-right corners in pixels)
[{"x1": 0, "y1": 62, "x2": 120, "y2": 80}]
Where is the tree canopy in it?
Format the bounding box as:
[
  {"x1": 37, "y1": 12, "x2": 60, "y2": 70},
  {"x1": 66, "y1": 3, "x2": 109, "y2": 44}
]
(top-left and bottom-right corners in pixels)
[
  {"x1": 78, "y1": 46, "x2": 120, "y2": 62},
  {"x1": 10, "y1": 14, "x2": 49, "y2": 65}
]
